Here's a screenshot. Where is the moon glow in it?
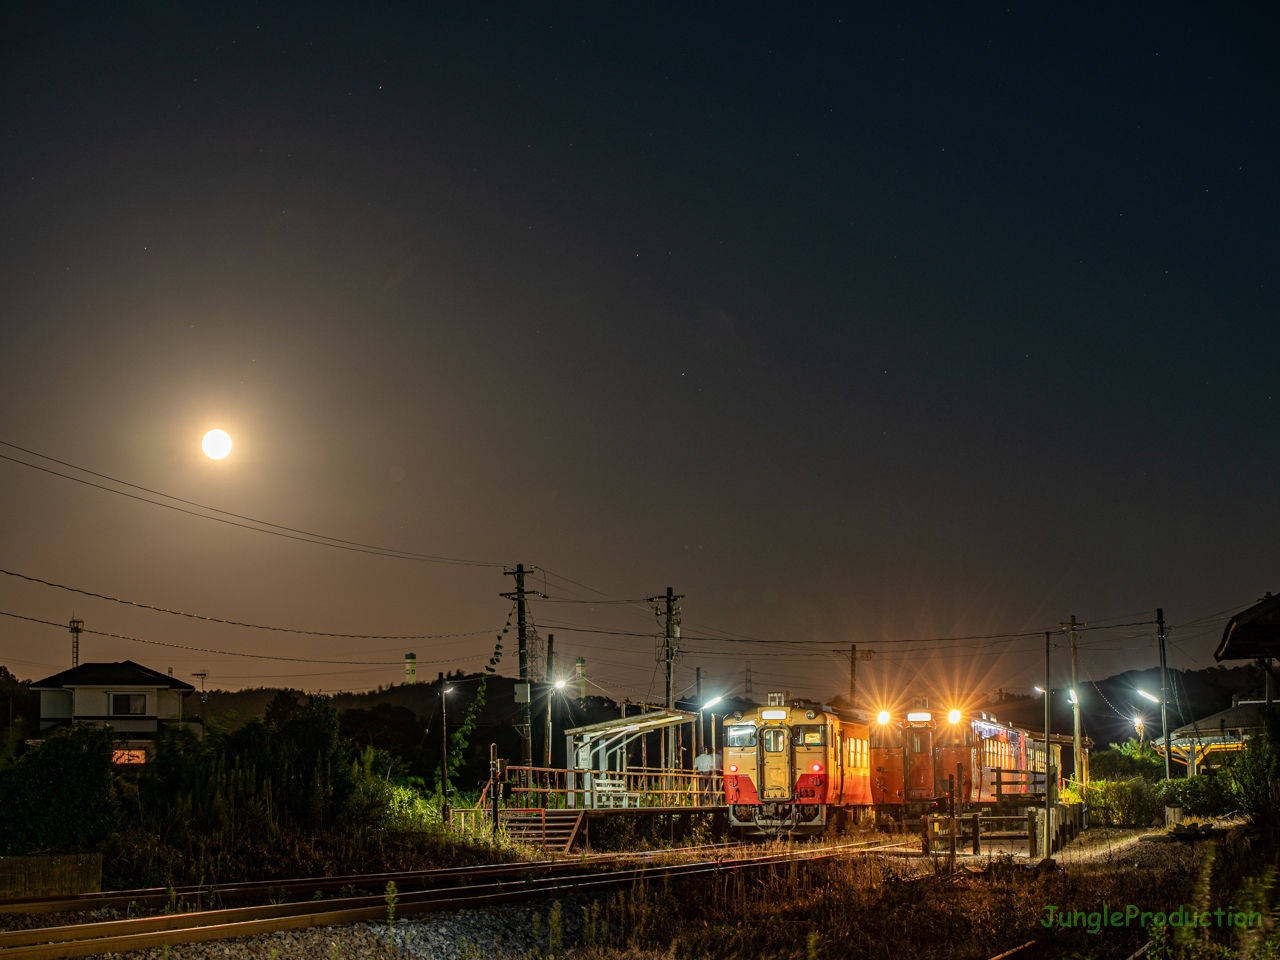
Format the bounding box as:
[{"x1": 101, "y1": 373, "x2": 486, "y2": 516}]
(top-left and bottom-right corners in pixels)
[{"x1": 202, "y1": 429, "x2": 233, "y2": 460}]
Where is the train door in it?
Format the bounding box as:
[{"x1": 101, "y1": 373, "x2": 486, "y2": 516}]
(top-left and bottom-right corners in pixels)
[
  {"x1": 905, "y1": 726, "x2": 934, "y2": 799},
  {"x1": 760, "y1": 727, "x2": 792, "y2": 799}
]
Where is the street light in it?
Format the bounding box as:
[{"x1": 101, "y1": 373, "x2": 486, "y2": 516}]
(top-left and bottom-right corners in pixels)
[
  {"x1": 1136, "y1": 689, "x2": 1160, "y2": 704},
  {"x1": 1034, "y1": 686, "x2": 1045, "y2": 694},
  {"x1": 439, "y1": 675, "x2": 455, "y2": 822},
  {"x1": 1068, "y1": 690, "x2": 1078, "y2": 705},
  {"x1": 554, "y1": 679, "x2": 566, "y2": 689}
]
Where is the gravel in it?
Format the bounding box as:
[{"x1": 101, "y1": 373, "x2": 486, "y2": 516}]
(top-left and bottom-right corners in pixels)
[{"x1": 88, "y1": 895, "x2": 600, "y2": 960}]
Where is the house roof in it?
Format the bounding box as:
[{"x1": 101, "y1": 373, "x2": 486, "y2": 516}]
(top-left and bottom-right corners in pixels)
[
  {"x1": 31, "y1": 660, "x2": 195, "y2": 692},
  {"x1": 1215, "y1": 592, "x2": 1280, "y2": 662}
]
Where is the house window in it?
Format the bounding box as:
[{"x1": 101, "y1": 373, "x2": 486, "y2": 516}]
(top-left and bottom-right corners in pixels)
[{"x1": 112, "y1": 694, "x2": 147, "y2": 716}]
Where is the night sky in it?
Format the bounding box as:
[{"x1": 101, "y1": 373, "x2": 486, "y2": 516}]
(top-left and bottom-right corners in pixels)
[{"x1": 0, "y1": 3, "x2": 1276, "y2": 711}]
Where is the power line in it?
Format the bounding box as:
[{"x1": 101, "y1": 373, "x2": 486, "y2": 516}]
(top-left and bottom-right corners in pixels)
[
  {"x1": 0, "y1": 441, "x2": 502, "y2": 567},
  {"x1": 0, "y1": 567, "x2": 496, "y2": 640},
  {"x1": 0, "y1": 610, "x2": 489, "y2": 666}
]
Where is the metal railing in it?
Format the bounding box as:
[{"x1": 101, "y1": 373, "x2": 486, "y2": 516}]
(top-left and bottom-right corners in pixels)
[{"x1": 505, "y1": 765, "x2": 724, "y2": 810}]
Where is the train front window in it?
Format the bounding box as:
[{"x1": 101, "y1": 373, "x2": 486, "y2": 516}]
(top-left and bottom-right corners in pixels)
[
  {"x1": 762, "y1": 728, "x2": 789, "y2": 752},
  {"x1": 725, "y1": 725, "x2": 758, "y2": 747},
  {"x1": 792, "y1": 724, "x2": 825, "y2": 746},
  {"x1": 910, "y1": 732, "x2": 929, "y2": 754}
]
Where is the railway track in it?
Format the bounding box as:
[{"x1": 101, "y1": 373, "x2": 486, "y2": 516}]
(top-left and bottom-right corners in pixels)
[
  {"x1": 0, "y1": 840, "x2": 746, "y2": 916},
  {"x1": 0, "y1": 839, "x2": 914, "y2": 959}
]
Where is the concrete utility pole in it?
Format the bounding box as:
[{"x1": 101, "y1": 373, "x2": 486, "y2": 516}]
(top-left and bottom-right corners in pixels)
[
  {"x1": 69, "y1": 619, "x2": 83, "y2": 668},
  {"x1": 439, "y1": 672, "x2": 451, "y2": 822},
  {"x1": 695, "y1": 667, "x2": 703, "y2": 757},
  {"x1": 1157, "y1": 608, "x2": 1171, "y2": 780},
  {"x1": 501, "y1": 564, "x2": 545, "y2": 767},
  {"x1": 647, "y1": 587, "x2": 683, "y2": 770},
  {"x1": 543, "y1": 634, "x2": 555, "y2": 767},
  {"x1": 1060, "y1": 615, "x2": 1087, "y2": 787},
  {"x1": 831, "y1": 644, "x2": 857, "y2": 706},
  {"x1": 1044, "y1": 631, "x2": 1053, "y2": 859}
]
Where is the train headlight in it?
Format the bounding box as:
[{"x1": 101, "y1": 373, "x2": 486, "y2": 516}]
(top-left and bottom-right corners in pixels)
[
  {"x1": 729, "y1": 764, "x2": 738, "y2": 773},
  {"x1": 948, "y1": 709, "x2": 962, "y2": 724},
  {"x1": 877, "y1": 711, "x2": 891, "y2": 725}
]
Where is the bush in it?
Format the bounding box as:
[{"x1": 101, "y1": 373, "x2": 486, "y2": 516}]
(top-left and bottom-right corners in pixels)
[
  {"x1": 1083, "y1": 777, "x2": 1162, "y2": 826},
  {"x1": 1089, "y1": 738, "x2": 1166, "y2": 782},
  {"x1": 0, "y1": 724, "x2": 119, "y2": 854},
  {"x1": 1151, "y1": 774, "x2": 1232, "y2": 818}
]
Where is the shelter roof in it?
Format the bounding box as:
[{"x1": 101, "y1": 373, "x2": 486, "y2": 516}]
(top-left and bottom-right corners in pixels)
[
  {"x1": 1215, "y1": 592, "x2": 1280, "y2": 661},
  {"x1": 565, "y1": 708, "x2": 695, "y2": 738},
  {"x1": 1170, "y1": 701, "x2": 1271, "y2": 745},
  {"x1": 31, "y1": 660, "x2": 195, "y2": 692}
]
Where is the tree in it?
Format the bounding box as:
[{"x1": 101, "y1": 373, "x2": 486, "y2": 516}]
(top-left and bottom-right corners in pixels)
[{"x1": 263, "y1": 690, "x2": 301, "y2": 727}]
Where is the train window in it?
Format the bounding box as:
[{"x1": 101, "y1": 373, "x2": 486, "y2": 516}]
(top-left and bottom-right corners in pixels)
[
  {"x1": 910, "y1": 732, "x2": 928, "y2": 754},
  {"x1": 792, "y1": 724, "x2": 825, "y2": 746},
  {"x1": 725, "y1": 725, "x2": 758, "y2": 747},
  {"x1": 762, "y1": 728, "x2": 789, "y2": 752}
]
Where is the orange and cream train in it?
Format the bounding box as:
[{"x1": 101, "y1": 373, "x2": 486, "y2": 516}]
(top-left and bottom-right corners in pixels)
[{"x1": 722, "y1": 694, "x2": 1060, "y2": 836}]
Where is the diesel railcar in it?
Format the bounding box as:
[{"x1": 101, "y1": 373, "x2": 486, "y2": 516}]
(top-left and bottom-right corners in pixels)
[
  {"x1": 723, "y1": 694, "x2": 1060, "y2": 835},
  {"x1": 722, "y1": 694, "x2": 872, "y2": 836}
]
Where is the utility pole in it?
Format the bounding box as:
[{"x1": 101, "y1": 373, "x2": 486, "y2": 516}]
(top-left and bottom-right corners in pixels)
[
  {"x1": 1060, "y1": 615, "x2": 1087, "y2": 788},
  {"x1": 647, "y1": 587, "x2": 683, "y2": 771},
  {"x1": 745, "y1": 662, "x2": 753, "y2": 698},
  {"x1": 439, "y1": 672, "x2": 451, "y2": 823},
  {"x1": 501, "y1": 564, "x2": 546, "y2": 767},
  {"x1": 69, "y1": 619, "x2": 83, "y2": 668},
  {"x1": 544, "y1": 634, "x2": 555, "y2": 767},
  {"x1": 1044, "y1": 631, "x2": 1053, "y2": 859},
  {"x1": 832, "y1": 644, "x2": 856, "y2": 707},
  {"x1": 695, "y1": 667, "x2": 703, "y2": 757},
  {"x1": 1157, "y1": 608, "x2": 1171, "y2": 780}
]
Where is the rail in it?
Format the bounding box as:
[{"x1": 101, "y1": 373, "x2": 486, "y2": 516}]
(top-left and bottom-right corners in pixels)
[
  {"x1": 505, "y1": 765, "x2": 724, "y2": 809},
  {"x1": 0, "y1": 840, "x2": 915, "y2": 959}
]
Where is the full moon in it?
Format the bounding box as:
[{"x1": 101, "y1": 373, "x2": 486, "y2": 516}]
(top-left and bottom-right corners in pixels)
[{"x1": 202, "y1": 429, "x2": 233, "y2": 460}]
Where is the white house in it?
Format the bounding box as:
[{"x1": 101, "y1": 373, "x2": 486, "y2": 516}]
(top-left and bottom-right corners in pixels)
[{"x1": 31, "y1": 660, "x2": 201, "y2": 761}]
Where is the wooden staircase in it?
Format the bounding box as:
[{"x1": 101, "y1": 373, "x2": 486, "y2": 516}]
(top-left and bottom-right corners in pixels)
[{"x1": 499, "y1": 808, "x2": 586, "y2": 852}]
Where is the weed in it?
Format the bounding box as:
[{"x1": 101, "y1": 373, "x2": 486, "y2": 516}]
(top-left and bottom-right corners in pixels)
[
  {"x1": 548, "y1": 900, "x2": 563, "y2": 958},
  {"x1": 384, "y1": 880, "x2": 399, "y2": 950},
  {"x1": 531, "y1": 911, "x2": 543, "y2": 959}
]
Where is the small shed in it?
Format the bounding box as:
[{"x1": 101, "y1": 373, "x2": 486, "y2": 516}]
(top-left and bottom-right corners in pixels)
[{"x1": 31, "y1": 660, "x2": 200, "y2": 761}]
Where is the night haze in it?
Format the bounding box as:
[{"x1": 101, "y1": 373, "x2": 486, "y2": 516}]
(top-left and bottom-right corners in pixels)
[{"x1": 0, "y1": 2, "x2": 1276, "y2": 708}]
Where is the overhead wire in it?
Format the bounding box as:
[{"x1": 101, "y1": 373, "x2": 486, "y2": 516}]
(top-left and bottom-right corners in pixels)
[
  {"x1": 0, "y1": 441, "x2": 502, "y2": 567},
  {"x1": 0, "y1": 610, "x2": 488, "y2": 667},
  {"x1": 0, "y1": 567, "x2": 498, "y2": 640}
]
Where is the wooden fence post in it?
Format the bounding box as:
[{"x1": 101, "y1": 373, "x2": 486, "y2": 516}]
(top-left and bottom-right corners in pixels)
[
  {"x1": 921, "y1": 816, "x2": 931, "y2": 855},
  {"x1": 971, "y1": 813, "x2": 981, "y2": 856},
  {"x1": 1027, "y1": 809, "x2": 1037, "y2": 858}
]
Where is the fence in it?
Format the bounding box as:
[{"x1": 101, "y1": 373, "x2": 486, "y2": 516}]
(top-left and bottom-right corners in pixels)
[{"x1": 506, "y1": 765, "x2": 724, "y2": 810}]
